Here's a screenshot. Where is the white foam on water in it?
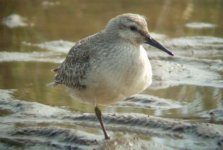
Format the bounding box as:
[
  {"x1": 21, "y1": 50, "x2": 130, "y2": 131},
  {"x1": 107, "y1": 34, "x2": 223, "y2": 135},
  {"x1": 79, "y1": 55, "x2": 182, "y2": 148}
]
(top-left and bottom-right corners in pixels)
[
  {"x1": 1, "y1": 14, "x2": 29, "y2": 28},
  {"x1": 0, "y1": 51, "x2": 62, "y2": 63},
  {"x1": 185, "y1": 22, "x2": 216, "y2": 29},
  {"x1": 151, "y1": 56, "x2": 223, "y2": 89},
  {"x1": 33, "y1": 40, "x2": 74, "y2": 53},
  {"x1": 167, "y1": 36, "x2": 223, "y2": 47}
]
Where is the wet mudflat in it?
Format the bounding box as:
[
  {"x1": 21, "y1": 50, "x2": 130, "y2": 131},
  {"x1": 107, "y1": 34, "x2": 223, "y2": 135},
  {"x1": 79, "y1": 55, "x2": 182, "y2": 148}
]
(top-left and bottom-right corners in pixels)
[{"x1": 0, "y1": 0, "x2": 223, "y2": 149}]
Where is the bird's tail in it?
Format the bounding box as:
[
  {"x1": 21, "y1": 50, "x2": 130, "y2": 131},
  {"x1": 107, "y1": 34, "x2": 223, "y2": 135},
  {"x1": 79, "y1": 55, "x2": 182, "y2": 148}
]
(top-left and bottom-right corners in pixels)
[
  {"x1": 51, "y1": 68, "x2": 59, "y2": 73},
  {"x1": 47, "y1": 67, "x2": 60, "y2": 87},
  {"x1": 47, "y1": 82, "x2": 59, "y2": 87}
]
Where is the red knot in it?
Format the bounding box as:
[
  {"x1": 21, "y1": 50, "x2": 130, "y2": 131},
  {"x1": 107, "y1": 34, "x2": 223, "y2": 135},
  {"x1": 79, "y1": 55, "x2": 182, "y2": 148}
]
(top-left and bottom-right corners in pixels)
[{"x1": 52, "y1": 13, "x2": 173, "y2": 139}]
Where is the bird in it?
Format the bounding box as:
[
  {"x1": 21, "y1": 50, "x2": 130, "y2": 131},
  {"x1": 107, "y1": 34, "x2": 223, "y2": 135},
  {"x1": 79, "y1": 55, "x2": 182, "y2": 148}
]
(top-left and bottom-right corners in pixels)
[{"x1": 52, "y1": 13, "x2": 174, "y2": 140}]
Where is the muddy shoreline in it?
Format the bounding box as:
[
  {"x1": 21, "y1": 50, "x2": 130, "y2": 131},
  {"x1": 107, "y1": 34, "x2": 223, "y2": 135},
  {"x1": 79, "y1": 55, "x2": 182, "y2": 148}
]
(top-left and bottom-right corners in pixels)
[
  {"x1": 0, "y1": 89, "x2": 223, "y2": 150},
  {"x1": 0, "y1": 35, "x2": 223, "y2": 150}
]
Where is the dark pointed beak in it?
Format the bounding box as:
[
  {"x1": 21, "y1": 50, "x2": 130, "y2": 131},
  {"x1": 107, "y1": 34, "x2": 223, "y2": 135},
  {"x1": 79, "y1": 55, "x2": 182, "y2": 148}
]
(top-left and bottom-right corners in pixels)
[{"x1": 145, "y1": 34, "x2": 174, "y2": 56}]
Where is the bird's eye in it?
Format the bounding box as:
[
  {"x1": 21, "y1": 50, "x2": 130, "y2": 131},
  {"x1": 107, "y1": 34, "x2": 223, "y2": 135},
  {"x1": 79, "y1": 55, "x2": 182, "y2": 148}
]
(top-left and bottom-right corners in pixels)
[{"x1": 129, "y1": 25, "x2": 137, "y2": 31}]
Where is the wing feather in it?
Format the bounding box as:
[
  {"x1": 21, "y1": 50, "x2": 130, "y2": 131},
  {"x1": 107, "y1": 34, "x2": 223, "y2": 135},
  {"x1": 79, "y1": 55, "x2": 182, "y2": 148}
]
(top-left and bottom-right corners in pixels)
[{"x1": 53, "y1": 42, "x2": 90, "y2": 89}]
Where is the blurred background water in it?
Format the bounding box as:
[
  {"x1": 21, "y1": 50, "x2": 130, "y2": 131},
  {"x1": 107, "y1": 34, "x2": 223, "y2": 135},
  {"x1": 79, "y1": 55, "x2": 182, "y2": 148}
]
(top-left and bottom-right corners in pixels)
[
  {"x1": 0, "y1": 0, "x2": 223, "y2": 147},
  {"x1": 0, "y1": 0, "x2": 223, "y2": 116}
]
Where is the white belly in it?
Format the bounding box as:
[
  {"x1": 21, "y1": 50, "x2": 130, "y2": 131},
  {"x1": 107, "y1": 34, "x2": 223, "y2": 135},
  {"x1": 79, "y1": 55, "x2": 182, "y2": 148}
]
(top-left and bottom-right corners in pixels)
[
  {"x1": 121, "y1": 45, "x2": 152, "y2": 96},
  {"x1": 71, "y1": 45, "x2": 152, "y2": 105}
]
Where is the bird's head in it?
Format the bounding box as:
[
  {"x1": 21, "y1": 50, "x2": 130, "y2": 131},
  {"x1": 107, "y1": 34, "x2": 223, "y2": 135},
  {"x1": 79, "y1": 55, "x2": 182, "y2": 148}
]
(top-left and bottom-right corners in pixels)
[{"x1": 105, "y1": 13, "x2": 174, "y2": 56}]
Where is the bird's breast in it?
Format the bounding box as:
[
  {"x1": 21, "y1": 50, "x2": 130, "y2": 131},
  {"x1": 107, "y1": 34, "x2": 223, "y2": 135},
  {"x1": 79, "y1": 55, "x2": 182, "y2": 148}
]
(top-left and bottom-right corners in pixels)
[
  {"x1": 92, "y1": 45, "x2": 152, "y2": 96},
  {"x1": 121, "y1": 45, "x2": 152, "y2": 95}
]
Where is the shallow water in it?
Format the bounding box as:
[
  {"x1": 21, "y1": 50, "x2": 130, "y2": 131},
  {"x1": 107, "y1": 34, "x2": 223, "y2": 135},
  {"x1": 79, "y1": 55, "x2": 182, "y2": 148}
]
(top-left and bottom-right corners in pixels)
[{"x1": 0, "y1": 0, "x2": 223, "y2": 149}]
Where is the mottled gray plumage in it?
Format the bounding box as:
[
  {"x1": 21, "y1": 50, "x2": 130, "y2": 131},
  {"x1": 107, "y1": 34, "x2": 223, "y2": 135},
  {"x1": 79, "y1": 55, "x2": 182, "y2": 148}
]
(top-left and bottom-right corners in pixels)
[
  {"x1": 54, "y1": 39, "x2": 90, "y2": 89},
  {"x1": 54, "y1": 32, "x2": 104, "y2": 89}
]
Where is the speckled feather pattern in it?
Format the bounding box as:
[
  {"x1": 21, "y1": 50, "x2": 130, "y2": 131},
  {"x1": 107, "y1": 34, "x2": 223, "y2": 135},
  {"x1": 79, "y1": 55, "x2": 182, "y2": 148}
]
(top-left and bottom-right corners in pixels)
[{"x1": 54, "y1": 33, "x2": 102, "y2": 89}]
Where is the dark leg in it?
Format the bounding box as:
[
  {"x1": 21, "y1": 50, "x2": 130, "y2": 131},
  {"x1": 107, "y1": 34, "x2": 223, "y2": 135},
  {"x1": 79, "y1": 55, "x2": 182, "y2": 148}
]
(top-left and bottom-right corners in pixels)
[{"x1": 94, "y1": 106, "x2": 110, "y2": 140}]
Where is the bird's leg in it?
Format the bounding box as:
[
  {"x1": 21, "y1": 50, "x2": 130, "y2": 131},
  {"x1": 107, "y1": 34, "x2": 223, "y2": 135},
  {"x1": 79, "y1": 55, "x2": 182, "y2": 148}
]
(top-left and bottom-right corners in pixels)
[{"x1": 94, "y1": 106, "x2": 110, "y2": 140}]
